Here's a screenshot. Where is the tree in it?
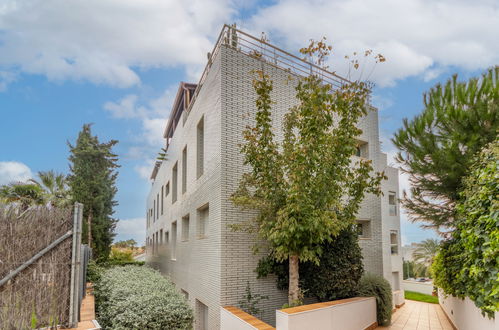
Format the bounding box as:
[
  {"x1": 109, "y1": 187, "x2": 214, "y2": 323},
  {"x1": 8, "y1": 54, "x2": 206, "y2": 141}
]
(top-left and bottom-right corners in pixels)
[
  {"x1": 393, "y1": 67, "x2": 499, "y2": 232},
  {"x1": 114, "y1": 239, "x2": 137, "y2": 249},
  {"x1": 68, "y1": 124, "x2": 119, "y2": 261},
  {"x1": 30, "y1": 170, "x2": 71, "y2": 207},
  {"x1": 0, "y1": 182, "x2": 45, "y2": 210},
  {"x1": 257, "y1": 228, "x2": 364, "y2": 302},
  {"x1": 412, "y1": 238, "x2": 439, "y2": 275},
  {"x1": 433, "y1": 140, "x2": 499, "y2": 317},
  {"x1": 232, "y1": 40, "x2": 385, "y2": 305}
]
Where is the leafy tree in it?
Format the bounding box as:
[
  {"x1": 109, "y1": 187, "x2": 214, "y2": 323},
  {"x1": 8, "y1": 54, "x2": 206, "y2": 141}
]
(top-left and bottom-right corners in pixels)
[
  {"x1": 433, "y1": 140, "x2": 499, "y2": 317},
  {"x1": 68, "y1": 124, "x2": 119, "y2": 261},
  {"x1": 232, "y1": 40, "x2": 385, "y2": 304},
  {"x1": 412, "y1": 238, "x2": 439, "y2": 275},
  {"x1": 257, "y1": 228, "x2": 364, "y2": 302},
  {"x1": 114, "y1": 239, "x2": 137, "y2": 249},
  {"x1": 30, "y1": 170, "x2": 71, "y2": 207},
  {"x1": 0, "y1": 182, "x2": 45, "y2": 210},
  {"x1": 393, "y1": 67, "x2": 499, "y2": 232}
]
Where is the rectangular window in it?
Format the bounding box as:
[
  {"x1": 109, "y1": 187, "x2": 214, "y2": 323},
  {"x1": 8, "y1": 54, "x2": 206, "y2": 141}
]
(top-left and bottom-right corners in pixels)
[
  {"x1": 182, "y1": 215, "x2": 190, "y2": 241},
  {"x1": 390, "y1": 230, "x2": 399, "y2": 255},
  {"x1": 153, "y1": 200, "x2": 156, "y2": 222},
  {"x1": 355, "y1": 141, "x2": 369, "y2": 158},
  {"x1": 197, "y1": 117, "x2": 204, "y2": 178},
  {"x1": 165, "y1": 231, "x2": 169, "y2": 244},
  {"x1": 182, "y1": 146, "x2": 187, "y2": 194},
  {"x1": 195, "y1": 299, "x2": 208, "y2": 330},
  {"x1": 172, "y1": 162, "x2": 178, "y2": 203},
  {"x1": 197, "y1": 204, "x2": 209, "y2": 238},
  {"x1": 389, "y1": 192, "x2": 397, "y2": 216},
  {"x1": 171, "y1": 221, "x2": 177, "y2": 260},
  {"x1": 157, "y1": 193, "x2": 159, "y2": 219},
  {"x1": 161, "y1": 185, "x2": 164, "y2": 215},
  {"x1": 165, "y1": 182, "x2": 170, "y2": 197},
  {"x1": 160, "y1": 229, "x2": 163, "y2": 246},
  {"x1": 356, "y1": 220, "x2": 371, "y2": 239}
]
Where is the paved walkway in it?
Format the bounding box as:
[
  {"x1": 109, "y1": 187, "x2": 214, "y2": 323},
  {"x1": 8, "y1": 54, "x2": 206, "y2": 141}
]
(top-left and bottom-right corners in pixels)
[
  {"x1": 376, "y1": 300, "x2": 454, "y2": 330},
  {"x1": 68, "y1": 284, "x2": 99, "y2": 330}
]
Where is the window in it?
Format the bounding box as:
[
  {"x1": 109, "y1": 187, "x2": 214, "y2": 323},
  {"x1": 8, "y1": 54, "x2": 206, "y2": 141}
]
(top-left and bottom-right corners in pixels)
[
  {"x1": 153, "y1": 200, "x2": 156, "y2": 221},
  {"x1": 195, "y1": 299, "x2": 208, "y2": 330},
  {"x1": 390, "y1": 230, "x2": 398, "y2": 255},
  {"x1": 181, "y1": 289, "x2": 189, "y2": 300},
  {"x1": 182, "y1": 215, "x2": 190, "y2": 241},
  {"x1": 157, "y1": 193, "x2": 159, "y2": 219},
  {"x1": 197, "y1": 204, "x2": 209, "y2": 238},
  {"x1": 161, "y1": 185, "x2": 164, "y2": 215},
  {"x1": 165, "y1": 182, "x2": 170, "y2": 197},
  {"x1": 356, "y1": 220, "x2": 371, "y2": 239},
  {"x1": 197, "y1": 117, "x2": 204, "y2": 178},
  {"x1": 165, "y1": 231, "x2": 169, "y2": 244},
  {"x1": 182, "y1": 146, "x2": 187, "y2": 194},
  {"x1": 356, "y1": 141, "x2": 369, "y2": 158},
  {"x1": 389, "y1": 192, "x2": 397, "y2": 216},
  {"x1": 171, "y1": 221, "x2": 177, "y2": 260},
  {"x1": 172, "y1": 163, "x2": 178, "y2": 203},
  {"x1": 160, "y1": 229, "x2": 163, "y2": 246}
]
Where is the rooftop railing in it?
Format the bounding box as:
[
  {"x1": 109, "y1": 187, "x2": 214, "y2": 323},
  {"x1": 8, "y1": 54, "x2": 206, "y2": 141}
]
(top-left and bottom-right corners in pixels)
[{"x1": 185, "y1": 24, "x2": 350, "y2": 116}]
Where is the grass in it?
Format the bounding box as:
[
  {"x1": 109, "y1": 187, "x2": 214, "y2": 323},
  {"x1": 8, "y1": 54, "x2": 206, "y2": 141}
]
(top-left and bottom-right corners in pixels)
[{"x1": 405, "y1": 290, "x2": 439, "y2": 304}]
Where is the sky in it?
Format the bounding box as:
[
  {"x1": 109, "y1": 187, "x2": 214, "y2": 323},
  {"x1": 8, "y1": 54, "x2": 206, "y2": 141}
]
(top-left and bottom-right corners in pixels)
[{"x1": 1, "y1": 0, "x2": 498, "y2": 246}]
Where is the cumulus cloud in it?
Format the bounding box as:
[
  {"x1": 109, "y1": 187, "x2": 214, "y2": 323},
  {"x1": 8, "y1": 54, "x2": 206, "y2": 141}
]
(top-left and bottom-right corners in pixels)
[
  {"x1": 0, "y1": 0, "x2": 235, "y2": 89},
  {"x1": 115, "y1": 217, "x2": 146, "y2": 245},
  {"x1": 246, "y1": 0, "x2": 499, "y2": 86},
  {"x1": 0, "y1": 161, "x2": 33, "y2": 185}
]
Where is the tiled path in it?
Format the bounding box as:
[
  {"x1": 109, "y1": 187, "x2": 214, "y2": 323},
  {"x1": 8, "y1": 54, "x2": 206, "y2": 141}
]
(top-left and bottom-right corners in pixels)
[
  {"x1": 69, "y1": 284, "x2": 99, "y2": 330},
  {"x1": 376, "y1": 300, "x2": 455, "y2": 330}
]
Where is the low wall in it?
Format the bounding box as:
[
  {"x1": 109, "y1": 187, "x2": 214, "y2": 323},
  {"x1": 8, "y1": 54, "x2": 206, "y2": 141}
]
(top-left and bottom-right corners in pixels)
[
  {"x1": 438, "y1": 290, "x2": 498, "y2": 330},
  {"x1": 403, "y1": 280, "x2": 433, "y2": 295},
  {"x1": 393, "y1": 290, "x2": 405, "y2": 308},
  {"x1": 276, "y1": 297, "x2": 377, "y2": 330},
  {"x1": 221, "y1": 306, "x2": 275, "y2": 330}
]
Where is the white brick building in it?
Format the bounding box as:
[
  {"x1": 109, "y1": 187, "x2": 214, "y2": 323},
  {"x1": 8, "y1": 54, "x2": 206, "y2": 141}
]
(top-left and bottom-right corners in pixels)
[{"x1": 145, "y1": 25, "x2": 404, "y2": 329}]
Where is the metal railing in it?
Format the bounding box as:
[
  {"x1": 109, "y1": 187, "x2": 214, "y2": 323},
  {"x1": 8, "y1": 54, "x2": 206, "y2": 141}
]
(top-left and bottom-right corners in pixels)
[{"x1": 185, "y1": 24, "x2": 350, "y2": 116}]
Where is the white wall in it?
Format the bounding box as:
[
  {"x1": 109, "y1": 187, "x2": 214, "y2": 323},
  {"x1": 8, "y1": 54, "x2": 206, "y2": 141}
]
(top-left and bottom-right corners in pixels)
[
  {"x1": 220, "y1": 307, "x2": 259, "y2": 330},
  {"x1": 276, "y1": 297, "x2": 376, "y2": 330},
  {"x1": 438, "y1": 290, "x2": 498, "y2": 330},
  {"x1": 403, "y1": 280, "x2": 434, "y2": 295}
]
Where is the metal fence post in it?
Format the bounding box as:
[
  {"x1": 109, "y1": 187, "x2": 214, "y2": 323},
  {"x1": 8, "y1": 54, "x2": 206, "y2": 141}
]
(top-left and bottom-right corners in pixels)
[{"x1": 69, "y1": 203, "x2": 83, "y2": 327}]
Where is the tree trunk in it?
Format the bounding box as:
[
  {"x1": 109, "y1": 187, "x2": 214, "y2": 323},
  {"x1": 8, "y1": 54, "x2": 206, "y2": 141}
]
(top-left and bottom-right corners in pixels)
[
  {"x1": 288, "y1": 255, "x2": 300, "y2": 305},
  {"x1": 87, "y1": 210, "x2": 92, "y2": 249}
]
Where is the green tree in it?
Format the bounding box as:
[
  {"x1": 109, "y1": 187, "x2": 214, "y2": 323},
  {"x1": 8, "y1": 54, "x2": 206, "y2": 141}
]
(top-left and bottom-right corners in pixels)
[
  {"x1": 0, "y1": 182, "x2": 45, "y2": 210},
  {"x1": 114, "y1": 239, "x2": 137, "y2": 249},
  {"x1": 393, "y1": 67, "x2": 499, "y2": 232},
  {"x1": 433, "y1": 140, "x2": 499, "y2": 317},
  {"x1": 68, "y1": 124, "x2": 119, "y2": 261},
  {"x1": 232, "y1": 40, "x2": 385, "y2": 304},
  {"x1": 412, "y1": 238, "x2": 439, "y2": 276},
  {"x1": 30, "y1": 170, "x2": 71, "y2": 207}
]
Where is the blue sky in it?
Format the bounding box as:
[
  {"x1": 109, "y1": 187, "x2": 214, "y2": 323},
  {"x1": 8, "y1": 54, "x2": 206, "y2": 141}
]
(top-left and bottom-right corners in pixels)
[{"x1": 1, "y1": 0, "x2": 498, "y2": 245}]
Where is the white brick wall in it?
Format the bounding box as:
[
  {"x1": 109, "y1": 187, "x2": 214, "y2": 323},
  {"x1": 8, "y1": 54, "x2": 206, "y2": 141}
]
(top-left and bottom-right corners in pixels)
[{"x1": 146, "y1": 43, "x2": 403, "y2": 329}]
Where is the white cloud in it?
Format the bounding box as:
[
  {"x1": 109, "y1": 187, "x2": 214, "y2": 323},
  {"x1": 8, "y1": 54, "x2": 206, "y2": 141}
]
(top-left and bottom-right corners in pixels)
[
  {"x1": 0, "y1": 0, "x2": 235, "y2": 88},
  {"x1": 115, "y1": 217, "x2": 146, "y2": 245},
  {"x1": 0, "y1": 161, "x2": 32, "y2": 185},
  {"x1": 246, "y1": 0, "x2": 499, "y2": 86}
]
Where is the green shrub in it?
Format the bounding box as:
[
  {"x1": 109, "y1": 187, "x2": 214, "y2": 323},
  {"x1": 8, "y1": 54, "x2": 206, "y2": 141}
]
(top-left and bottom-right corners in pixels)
[
  {"x1": 86, "y1": 260, "x2": 104, "y2": 284},
  {"x1": 257, "y1": 228, "x2": 364, "y2": 301},
  {"x1": 357, "y1": 273, "x2": 393, "y2": 326},
  {"x1": 94, "y1": 266, "x2": 193, "y2": 330},
  {"x1": 432, "y1": 141, "x2": 499, "y2": 318}
]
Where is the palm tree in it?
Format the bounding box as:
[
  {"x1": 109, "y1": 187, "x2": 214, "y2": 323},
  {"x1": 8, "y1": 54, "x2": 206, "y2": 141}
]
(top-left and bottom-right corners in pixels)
[
  {"x1": 0, "y1": 182, "x2": 45, "y2": 210},
  {"x1": 29, "y1": 170, "x2": 70, "y2": 207},
  {"x1": 412, "y1": 239, "x2": 440, "y2": 277}
]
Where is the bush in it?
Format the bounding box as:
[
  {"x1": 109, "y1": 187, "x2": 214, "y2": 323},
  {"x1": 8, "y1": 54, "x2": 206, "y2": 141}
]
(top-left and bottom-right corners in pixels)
[
  {"x1": 257, "y1": 228, "x2": 364, "y2": 301},
  {"x1": 94, "y1": 266, "x2": 193, "y2": 329},
  {"x1": 432, "y1": 141, "x2": 499, "y2": 318},
  {"x1": 357, "y1": 273, "x2": 393, "y2": 326}
]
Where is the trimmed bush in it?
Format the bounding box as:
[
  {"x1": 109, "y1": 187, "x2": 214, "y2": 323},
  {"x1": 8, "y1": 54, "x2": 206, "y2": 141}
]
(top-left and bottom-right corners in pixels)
[
  {"x1": 357, "y1": 273, "x2": 393, "y2": 326},
  {"x1": 94, "y1": 266, "x2": 193, "y2": 330}
]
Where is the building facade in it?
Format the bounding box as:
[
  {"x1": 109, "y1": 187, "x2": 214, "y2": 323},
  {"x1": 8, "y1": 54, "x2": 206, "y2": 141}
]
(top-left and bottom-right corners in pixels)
[{"x1": 145, "y1": 25, "x2": 404, "y2": 329}]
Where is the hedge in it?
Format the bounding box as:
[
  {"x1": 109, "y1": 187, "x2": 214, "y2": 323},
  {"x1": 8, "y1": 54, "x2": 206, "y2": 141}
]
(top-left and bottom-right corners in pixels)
[
  {"x1": 94, "y1": 266, "x2": 194, "y2": 329},
  {"x1": 357, "y1": 273, "x2": 393, "y2": 326}
]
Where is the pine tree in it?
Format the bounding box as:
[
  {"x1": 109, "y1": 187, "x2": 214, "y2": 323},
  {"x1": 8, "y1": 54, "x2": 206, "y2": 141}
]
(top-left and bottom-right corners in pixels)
[
  {"x1": 393, "y1": 66, "x2": 498, "y2": 232},
  {"x1": 68, "y1": 124, "x2": 119, "y2": 261}
]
